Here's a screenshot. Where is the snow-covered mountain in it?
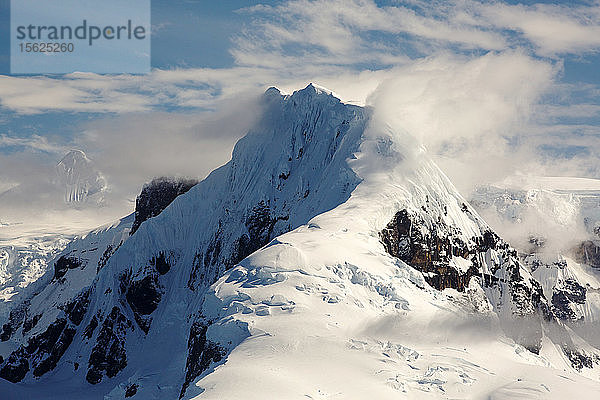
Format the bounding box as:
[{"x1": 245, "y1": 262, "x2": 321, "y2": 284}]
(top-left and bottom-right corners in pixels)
[
  {"x1": 0, "y1": 150, "x2": 109, "y2": 320},
  {"x1": 1, "y1": 84, "x2": 599, "y2": 399},
  {"x1": 56, "y1": 150, "x2": 107, "y2": 205},
  {"x1": 471, "y1": 178, "x2": 600, "y2": 354},
  {"x1": 0, "y1": 235, "x2": 71, "y2": 305}
]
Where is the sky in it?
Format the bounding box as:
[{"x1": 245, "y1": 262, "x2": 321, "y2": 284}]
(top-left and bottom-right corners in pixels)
[{"x1": 1, "y1": 0, "x2": 600, "y2": 238}]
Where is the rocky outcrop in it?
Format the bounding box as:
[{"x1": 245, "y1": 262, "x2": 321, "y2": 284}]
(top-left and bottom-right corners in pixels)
[
  {"x1": 551, "y1": 279, "x2": 586, "y2": 321},
  {"x1": 125, "y1": 383, "x2": 139, "y2": 397},
  {"x1": 130, "y1": 177, "x2": 198, "y2": 235},
  {"x1": 380, "y1": 209, "x2": 477, "y2": 291},
  {"x1": 0, "y1": 317, "x2": 77, "y2": 382},
  {"x1": 0, "y1": 347, "x2": 29, "y2": 383},
  {"x1": 563, "y1": 346, "x2": 600, "y2": 371},
  {"x1": 187, "y1": 201, "x2": 290, "y2": 291},
  {"x1": 125, "y1": 275, "x2": 162, "y2": 334},
  {"x1": 573, "y1": 240, "x2": 600, "y2": 269},
  {"x1": 86, "y1": 306, "x2": 133, "y2": 384},
  {"x1": 232, "y1": 201, "x2": 289, "y2": 269},
  {"x1": 54, "y1": 255, "x2": 83, "y2": 280},
  {"x1": 180, "y1": 321, "x2": 226, "y2": 398},
  {"x1": 1, "y1": 303, "x2": 28, "y2": 342},
  {"x1": 64, "y1": 288, "x2": 91, "y2": 326},
  {"x1": 380, "y1": 207, "x2": 549, "y2": 353}
]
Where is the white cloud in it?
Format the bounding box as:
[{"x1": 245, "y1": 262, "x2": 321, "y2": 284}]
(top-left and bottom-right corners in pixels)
[
  {"x1": 0, "y1": 92, "x2": 266, "y2": 235},
  {"x1": 471, "y1": 1, "x2": 600, "y2": 56},
  {"x1": 1, "y1": 0, "x2": 600, "y2": 243},
  {"x1": 364, "y1": 51, "x2": 558, "y2": 193},
  {"x1": 0, "y1": 134, "x2": 67, "y2": 153},
  {"x1": 0, "y1": 0, "x2": 599, "y2": 116}
]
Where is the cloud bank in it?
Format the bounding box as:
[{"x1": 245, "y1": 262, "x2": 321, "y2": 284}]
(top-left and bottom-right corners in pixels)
[{"x1": 1, "y1": 0, "x2": 600, "y2": 241}]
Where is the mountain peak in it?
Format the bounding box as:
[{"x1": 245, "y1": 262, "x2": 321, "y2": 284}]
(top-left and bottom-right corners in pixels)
[
  {"x1": 56, "y1": 149, "x2": 106, "y2": 204},
  {"x1": 58, "y1": 149, "x2": 90, "y2": 166},
  {"x1": 294, "y1": 82, "x2": 338, "y2": 98}
]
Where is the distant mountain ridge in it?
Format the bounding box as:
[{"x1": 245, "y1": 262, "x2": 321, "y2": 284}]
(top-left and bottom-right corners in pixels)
[
  {"x1": 56, "y1": 150, "x2": 107, "y2": 204},
  {"x1": 0, "y1": 84, "x2": 599, "y2": 399}
]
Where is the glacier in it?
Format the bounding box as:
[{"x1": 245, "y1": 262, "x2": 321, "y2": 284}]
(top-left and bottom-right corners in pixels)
[{"x1": 0, "y1": 84, "x2": 599, "y2": 399}]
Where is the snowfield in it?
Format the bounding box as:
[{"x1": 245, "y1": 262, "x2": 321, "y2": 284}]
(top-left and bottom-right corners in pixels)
[{"x1": 0, "y1": 84, "x2": 599, "y2": 399}]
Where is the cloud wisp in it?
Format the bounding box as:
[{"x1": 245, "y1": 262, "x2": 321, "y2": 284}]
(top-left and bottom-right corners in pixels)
[{"x1": 1, "y1": 0, "x2": 600, "y2": 243}]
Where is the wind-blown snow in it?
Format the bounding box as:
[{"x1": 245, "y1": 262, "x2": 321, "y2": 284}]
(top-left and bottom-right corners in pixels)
[
  {"x1": 189, "y1": 116, "x2": 600, "y2": 399},
  {"x1": 1, "y1": 85, "x2": 599, "y2": 399}
]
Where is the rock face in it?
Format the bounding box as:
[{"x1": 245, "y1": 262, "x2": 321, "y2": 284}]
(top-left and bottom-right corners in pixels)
[
  {"x1": 54, "y1": 255, "x2": 82, "y2": 280},
  {"x1": 0, "y1": 317, "x2": 77, "y2": 382},
  {"x1": 551, "y1": 278, "x2": 586, "y2": 321},
  {"x1": 380, "y1": 209, "x2": 477, "y2": 292},
  {"x1": 379, "y1": 207, "x2": 546, "y2": 318},
  {"x1": 0, "y1": 84, "x2": 368, "y2": 397},
  {"x1": 180, "y1": 321, "x2": 226, "y2": 398},
  {"x1": 574, "y1": 240, "x2": 600, "y2": 269},
  {"x1": 379, "y1": 200, "x2": 550, "y2": 354},
  {"x1": 0, "y1": 84, "x2": 598, "y2": 398},
  {"x1": 86, "y1": 306, "x2": 133, "y2": 384},
  {"x1": 130, "y1": 177, "x2": 198, "y2": 235}
]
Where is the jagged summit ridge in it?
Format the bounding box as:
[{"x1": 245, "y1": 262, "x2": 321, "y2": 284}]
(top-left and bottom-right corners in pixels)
[
  {"x1": 0, "y1": 84, "x2": 599, "y2": 399},
  {"x1": 0, "y1": 84, "x2": 370, "y2": 396}
]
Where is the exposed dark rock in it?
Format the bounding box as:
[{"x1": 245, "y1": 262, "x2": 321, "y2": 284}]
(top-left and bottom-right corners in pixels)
[
  {"x1": 180, "y1": 321, "x2": 225, "y2": 398},
  {"x1": 54, "y1": 255, "x2": 82, "y2": 280},
  {"x1": 478, "y1": 230, "x2": 501, "y2": 253},
  {"x1": 98, "y1": 243, "x2": 119, "y2": 273},
  {"x1": 150, "y1": 251, "x2": 171, "y2": 275},
  {"x1": 0, "y1": 317, "x2": 77, "y2": 381},
  {"x1": 87, "y1": 306, "x2": 132, "y2": 384},
  {"x1": 187, "y1": 202, "x2": 290, "y2": 290},
  {"x1": 0, "y1": 347, "x2": 29, "y2": 383},
  {"x1": 379, "y1": 209, "x2": 477, "y2": 292},
  {"x1": 188, "y1": 229, "x2": 224, "y2": 290},
  {"x1": 83, "y1": 316, "x2": 99, "y2": 340},
  {"x1": 25, "y1": 318, "x2": 66, "y2": 363},
  {"x1": 22, "y1": 314, "x2": 42, "y2": 334},
  {"x1": 125, "y1": 275, "x2": 162, "y2": 333},
  {"x1": 32, "y1": 326, "x2": 76, "y2": 377},
  {"x1": 1, "y1": 303, "x2": 28, "y2": 342},
  {"x1": 573, "y1": 240, "x2": 600, "y2": 269},
  {"x1": 552, "y1": 279, "x2": 586, "y2": 321},
  {"x1": 125, "y1": 383, "x2": 139, "y2": 397},
  {"x1": 64, "y1": 288, "x2": 91, "y2": 326},
  {"x1": 563, "y1": 345, "x2": 600, "y2": 371},
  {"x1": 380, "y1": 208, "x2": 550, "y2": 354},
  {"x1": 130, "y1": 177, "x2": 198, "y2": 235},
  {"x1": 230, "y1": 201, "x2": 289, "y2": 269}
]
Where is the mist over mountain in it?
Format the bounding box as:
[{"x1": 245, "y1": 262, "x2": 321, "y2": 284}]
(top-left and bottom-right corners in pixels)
[
  {"x1": 0, "y1": 85, "x2": 598, "y2": 399},
  {"x1": 56, "y1": 150, "x2": 107, "y2": 205}
]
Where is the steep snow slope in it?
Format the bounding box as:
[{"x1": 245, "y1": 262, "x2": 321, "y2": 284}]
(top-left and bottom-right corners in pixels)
[
  {"x1": 0, "y1": 85, "x2": 599, "y2": 399},
  {"x1": 186, "y1": 120, "x2": 600, "y2": 398},
  {"x1": 0, "y1": 84, "x2": 369, "y2": 398}
]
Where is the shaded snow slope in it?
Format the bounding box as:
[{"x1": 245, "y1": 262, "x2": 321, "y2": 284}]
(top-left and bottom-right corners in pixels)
[
  {"x1": 0, "y1": 84, "x2": 369, "y2": 398},
  {"x1": 0, "y1": 85, "x2": 599, "y2": 399},
  {"x1": 186, "y1": 119, "x2": 600, "y2": 398}
]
